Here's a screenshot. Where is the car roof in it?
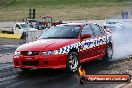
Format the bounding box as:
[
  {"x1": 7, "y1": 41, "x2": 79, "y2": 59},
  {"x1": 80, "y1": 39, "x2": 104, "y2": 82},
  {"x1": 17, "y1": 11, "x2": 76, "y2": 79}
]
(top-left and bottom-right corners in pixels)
[
  {"x1": 103, "y1": 23, "x2": 121, "y2": 27},
  {"x1": 16, "y1": 22, "x2": 27, "y2": 25},
  {"x1": 60, "y1": 22, "x2": 94, "y2": 26}
]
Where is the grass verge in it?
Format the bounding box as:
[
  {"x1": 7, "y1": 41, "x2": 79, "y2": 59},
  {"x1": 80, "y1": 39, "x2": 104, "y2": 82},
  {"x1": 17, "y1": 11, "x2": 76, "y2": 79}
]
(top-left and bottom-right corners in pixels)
[{"x1": 0, "y1": 0, "x2": 131, "y2": 21}]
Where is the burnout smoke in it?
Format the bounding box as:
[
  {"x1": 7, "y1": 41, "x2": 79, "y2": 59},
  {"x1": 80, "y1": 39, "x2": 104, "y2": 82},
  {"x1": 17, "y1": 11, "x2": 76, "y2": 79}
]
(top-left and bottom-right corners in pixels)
[{"x1": 112, "y1": 21, "x2": 132, "y2": 60}]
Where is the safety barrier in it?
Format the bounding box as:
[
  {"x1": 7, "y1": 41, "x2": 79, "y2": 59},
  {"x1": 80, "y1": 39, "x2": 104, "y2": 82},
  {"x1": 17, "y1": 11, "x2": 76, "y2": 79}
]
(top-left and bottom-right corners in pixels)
[
  {"x1": 0, "y1": 29, "x2": 46, "y2": 41},
  {"x1": 0, "y1": 33, "x2": 21, "y2": 39}
]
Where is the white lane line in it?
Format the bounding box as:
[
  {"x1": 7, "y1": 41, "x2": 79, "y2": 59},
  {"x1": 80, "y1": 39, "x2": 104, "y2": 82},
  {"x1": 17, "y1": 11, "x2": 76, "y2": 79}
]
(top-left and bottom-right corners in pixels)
[
  {"x1": 2, "y1": 48, "x2": 11, "y2": 50},
  {"x1": 0, "y1": 44, "x2": 19, "y2": 51},
  {"x1": 0, "y1": 45, "x2": 20, "y2": 48},
  {"x1": 0, "y1": 47, "x2": 16, "y2": 51}
]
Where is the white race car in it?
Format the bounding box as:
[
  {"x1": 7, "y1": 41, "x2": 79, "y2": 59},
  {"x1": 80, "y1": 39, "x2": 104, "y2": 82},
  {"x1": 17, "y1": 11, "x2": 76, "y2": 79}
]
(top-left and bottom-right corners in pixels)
[{"x1": 103, "y1": 20, "x2": 125, "y2": 32}]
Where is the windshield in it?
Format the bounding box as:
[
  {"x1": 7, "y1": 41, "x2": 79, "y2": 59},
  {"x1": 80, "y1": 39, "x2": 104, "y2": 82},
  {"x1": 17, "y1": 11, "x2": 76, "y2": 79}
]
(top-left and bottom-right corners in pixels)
[
  {"x1": 39, "y1": 26, "x2": 80, "y2": 39},
  {"x1": 20, "y1": 24, "x2": 30, "y2": 29}
]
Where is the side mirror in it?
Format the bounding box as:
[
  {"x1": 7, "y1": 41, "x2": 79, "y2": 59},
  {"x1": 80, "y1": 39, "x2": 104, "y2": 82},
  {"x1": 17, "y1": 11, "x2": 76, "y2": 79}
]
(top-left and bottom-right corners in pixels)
[{"x1": 82, "y1": 34, "x2": 91, "y2": 39}]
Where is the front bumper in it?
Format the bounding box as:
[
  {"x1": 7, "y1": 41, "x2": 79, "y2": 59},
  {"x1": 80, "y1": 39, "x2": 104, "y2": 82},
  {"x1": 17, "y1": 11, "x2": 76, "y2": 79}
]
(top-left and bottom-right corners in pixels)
[{"x1": 13, "y1": 54, "x2": 67, "y2": 69}]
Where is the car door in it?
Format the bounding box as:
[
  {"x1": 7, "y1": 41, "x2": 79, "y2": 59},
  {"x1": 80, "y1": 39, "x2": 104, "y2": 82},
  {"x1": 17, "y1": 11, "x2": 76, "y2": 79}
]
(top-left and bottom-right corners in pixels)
[
  {"x1": 14, "y1": 24, "x2": 23, "y2": 36},
  {"x1": 80, "y1": 24, "x2": 94, "y2": 60},
  {"x1": 91, "y1": 23, "x2": 106, "y2": 56}
]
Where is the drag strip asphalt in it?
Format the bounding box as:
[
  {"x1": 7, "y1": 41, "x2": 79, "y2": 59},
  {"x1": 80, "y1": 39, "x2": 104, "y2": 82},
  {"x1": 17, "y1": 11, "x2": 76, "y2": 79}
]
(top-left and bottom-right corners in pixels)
[
  {"x1": 1, "y1": 49, "x2": 132, "y2": 88},
  {"x1": 0, "y1": 39, "x2": 132, "y2": 88}
]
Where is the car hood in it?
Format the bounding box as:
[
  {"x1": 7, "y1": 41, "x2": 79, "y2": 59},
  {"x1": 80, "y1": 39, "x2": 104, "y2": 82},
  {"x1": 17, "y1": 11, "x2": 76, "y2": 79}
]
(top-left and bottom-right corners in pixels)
[{"x1": 17, "y1": 39, "x2": 78, "y2": 51}]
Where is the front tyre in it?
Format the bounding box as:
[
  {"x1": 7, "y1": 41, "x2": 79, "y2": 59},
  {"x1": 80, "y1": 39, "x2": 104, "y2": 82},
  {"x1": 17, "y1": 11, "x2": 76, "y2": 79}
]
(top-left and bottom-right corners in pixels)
[{"x1": 66, "y1": 52, "x2": 79, "y2": 73}]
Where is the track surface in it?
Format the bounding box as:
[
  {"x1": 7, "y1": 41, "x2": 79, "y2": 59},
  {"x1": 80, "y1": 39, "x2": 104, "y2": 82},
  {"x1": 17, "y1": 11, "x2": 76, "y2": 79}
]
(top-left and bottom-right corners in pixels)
[{"x1": 0, "y1": 41, "x2": 132, "y2": 88}]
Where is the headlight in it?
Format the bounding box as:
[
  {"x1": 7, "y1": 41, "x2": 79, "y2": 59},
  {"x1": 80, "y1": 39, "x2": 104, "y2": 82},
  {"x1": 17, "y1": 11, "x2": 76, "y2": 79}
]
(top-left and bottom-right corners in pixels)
[
  {"x1": 42, "y1": 50, "x2": 59, "y2": 56},
  {"x1": 14, "y1": 51, "x2": 20, "y2": 56}
]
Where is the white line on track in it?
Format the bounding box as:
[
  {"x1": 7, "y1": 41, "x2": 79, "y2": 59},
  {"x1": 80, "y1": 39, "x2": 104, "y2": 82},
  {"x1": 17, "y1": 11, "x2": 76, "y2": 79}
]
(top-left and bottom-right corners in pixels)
[{"x1": 0, "y1": 45, "x2": 20, "y2": 48}]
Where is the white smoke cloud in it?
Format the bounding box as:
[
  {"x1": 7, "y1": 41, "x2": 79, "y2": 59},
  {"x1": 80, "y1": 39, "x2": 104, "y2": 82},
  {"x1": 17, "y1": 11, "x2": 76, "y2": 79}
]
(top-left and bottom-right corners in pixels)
[{"x1": 112, "y1": 21, "x2": 132, "y2": 60}]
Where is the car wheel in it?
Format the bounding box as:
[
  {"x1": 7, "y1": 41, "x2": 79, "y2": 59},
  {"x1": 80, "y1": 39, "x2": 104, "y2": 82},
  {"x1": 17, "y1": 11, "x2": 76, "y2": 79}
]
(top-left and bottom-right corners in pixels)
[
  {"x1": 66, "y1": 51, "x2": 79, "y2": 72},
  {"x1": 20, "y1": 68, "x2": 31, "y2": 71},
  {"x1": 104, "y1": 45, "x2": 113, "y2": 61}
]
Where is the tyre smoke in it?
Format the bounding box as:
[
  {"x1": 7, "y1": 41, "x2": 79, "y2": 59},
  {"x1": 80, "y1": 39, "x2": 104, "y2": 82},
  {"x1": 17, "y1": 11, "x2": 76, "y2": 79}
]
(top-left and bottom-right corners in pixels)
[{"x1": 112, "y1": 21, "x2": 132, "y2": 60}]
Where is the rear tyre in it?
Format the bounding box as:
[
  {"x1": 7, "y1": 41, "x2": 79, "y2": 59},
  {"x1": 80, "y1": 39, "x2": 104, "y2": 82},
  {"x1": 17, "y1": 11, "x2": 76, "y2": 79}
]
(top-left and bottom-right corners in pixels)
[
  {"x1": 104, "y1": 45, "x2": 113, "y2": 61},
  {"x1": 66, "y1": 51, "x2": 79, "y2": 73},
  {"x1": 20, "y1": 68, "x2": 31, "y2": 71}
]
